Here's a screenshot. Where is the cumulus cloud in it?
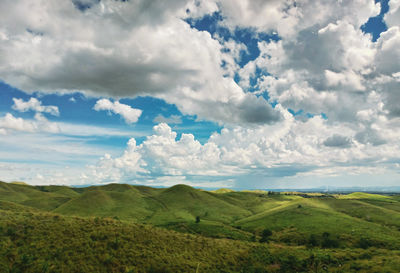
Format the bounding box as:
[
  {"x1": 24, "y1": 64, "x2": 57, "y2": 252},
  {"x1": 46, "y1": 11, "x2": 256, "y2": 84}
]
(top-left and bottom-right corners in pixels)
[
  {"x1": 85, "y1": 118, "x2": 400, "y2": 186},
  {"x1": 12, "y1": 97, "x2": 59, "y2": 116},
  {"x1": 385, "y1": 0, "x2": 400, "y2": 28},
  {"x1": 93, "y1": 99, "x2": 142, "y2": 124},
  {"x1": 234, "y1": 1, "x2": 400, "y2": 130},
  {"x1": 0, "y1": 0, "x2": 280, "y2": 125},
  {"x1": 2, "y1": 0, "x2": 400, "y2": 188},
  {"x1": 215, "y1": 0, "x2": 380, "y2": 38},
  {"x1": 253, "y1": 21, "x2": 376, "y2": 121},
  {"x1": 0, "y1": 113, "x2": 60, "y2": 134}
]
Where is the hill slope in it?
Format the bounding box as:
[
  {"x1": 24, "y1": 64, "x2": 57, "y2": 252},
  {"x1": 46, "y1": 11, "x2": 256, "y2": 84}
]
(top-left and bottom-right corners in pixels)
[
  {"x1": 1, "y1": 181, "x2": 400, "y2": 248},
  {"x1": 2, "y1": 205, "x2": 400, "y2": 272}
]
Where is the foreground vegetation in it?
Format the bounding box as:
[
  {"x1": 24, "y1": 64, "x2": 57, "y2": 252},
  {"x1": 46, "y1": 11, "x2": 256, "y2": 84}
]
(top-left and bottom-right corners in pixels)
[{"x1": 1, "y1": 181, "x2": 400, "y2": 272}]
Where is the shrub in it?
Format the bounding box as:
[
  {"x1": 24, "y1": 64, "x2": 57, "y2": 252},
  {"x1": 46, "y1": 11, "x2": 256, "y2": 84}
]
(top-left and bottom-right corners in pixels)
[
  {"x1": 308, "y1": 234, "x2": 318, "y2": 247},
  {"x1": 357, "y1": 238, "x2": 372, "y2": 249},
  {"x1": 259, "y1": 229, "x2": 272, "y2": 243},
  {"x1": 321, "y1": 232, "x2": 339, "y2": 248}
]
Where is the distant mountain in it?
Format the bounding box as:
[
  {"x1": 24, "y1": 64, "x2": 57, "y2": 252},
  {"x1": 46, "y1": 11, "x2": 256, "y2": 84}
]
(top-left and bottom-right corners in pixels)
[{"x1": 262, "y1": 186, "x2": 400, "y2": 193}]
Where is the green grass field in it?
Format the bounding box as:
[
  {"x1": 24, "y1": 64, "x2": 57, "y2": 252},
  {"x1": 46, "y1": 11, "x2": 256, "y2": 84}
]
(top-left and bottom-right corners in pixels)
[{"x1": 1, "y1": 181, "x2": 400, "y2": 272}]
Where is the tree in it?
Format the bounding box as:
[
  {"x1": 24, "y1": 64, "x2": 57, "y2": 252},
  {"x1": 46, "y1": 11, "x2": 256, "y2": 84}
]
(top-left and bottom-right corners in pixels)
[
  {"x1": 195, "y1": 216, "x2": 200, "y2": 223},
  {"x1": 259, "y1": 229, "x2": 272, "y2": 243}
]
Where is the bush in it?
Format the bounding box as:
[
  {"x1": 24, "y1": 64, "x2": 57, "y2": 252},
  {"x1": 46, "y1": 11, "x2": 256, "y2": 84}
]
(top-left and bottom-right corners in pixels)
[
  {"x1": 357, "y1": 238, "x2": 372, "y2": 249},
  {"x1": 321, "y1": 232, "x2": 339, "y2": 248},
  {"x1": 308, "y1": 234, "x2": 318, "y2": 247},
  {"x1": 259, "y1": 229, "x2": 272, "y2": 243}
]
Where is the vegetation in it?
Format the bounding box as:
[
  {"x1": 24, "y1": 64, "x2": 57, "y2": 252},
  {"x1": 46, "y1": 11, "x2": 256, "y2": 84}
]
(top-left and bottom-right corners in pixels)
[{"x1": 1, "y1": 181, "x2": 400, "y2": 272}]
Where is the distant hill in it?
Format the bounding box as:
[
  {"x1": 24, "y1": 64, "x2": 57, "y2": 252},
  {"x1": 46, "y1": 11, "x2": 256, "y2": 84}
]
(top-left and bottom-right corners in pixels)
[
  {"x1": 211, "y1": 188, "x2": 235, "y2": 194},
  {"x1": 10, "y1": 181, "x2": 28, "y2": 185}
]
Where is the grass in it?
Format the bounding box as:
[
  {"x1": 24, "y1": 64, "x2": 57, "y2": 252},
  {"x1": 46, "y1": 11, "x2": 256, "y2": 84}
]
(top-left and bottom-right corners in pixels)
[
  {"x1": 335, "y1": 192, "x2": 393, "y2": 200},
  {"x1": 1, "y1": 181, "x2": 400, "y2": 272},
  {"x1": 1, "y1": 206, "x2": 400, "y2": 272}
]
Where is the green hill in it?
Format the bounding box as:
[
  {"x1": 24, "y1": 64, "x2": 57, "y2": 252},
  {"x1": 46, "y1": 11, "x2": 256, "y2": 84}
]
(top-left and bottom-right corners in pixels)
[
  {"x1": 54, "y1": 188, "x2": 156, "y2": 221},
  {"x1": 235, "y1": 198, "x2": 400, "y2": 248},
  {"x1": 1, "y1": 202, "x2": 400, "y2": 272},
  {"x1": 211, "y1": 188, "x2": 235, "y2": 194},
  {"x1": 336, "y1": 192, "x2": 393, "y2": 200},
  {"x1": 149, "y1": 184, "x2": 251, "y2": 224},
  {"x1": 1, "y1": 181, "x2": 400, "y2": 271},
  {"x1": 1, "y1": 181, "x2": 400, "y2": 246}
]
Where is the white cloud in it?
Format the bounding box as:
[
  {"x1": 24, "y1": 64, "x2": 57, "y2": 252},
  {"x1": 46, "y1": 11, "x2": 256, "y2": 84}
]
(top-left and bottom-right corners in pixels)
[
  {"x1": 0, "y1": 0, "x2": 280, "y2": 125},
  {"x1": 146, "y1": 176, "x2": 235, "y2": 189},
  {"x1": 374, "y1": 26, "x2": 400, "y2": 117},
  {"x1": 324, "y1": 70, "x2": 365, "y2": 91},
  {"x1": 153, "y1": 114, "x2": 182, "y2": 124},
  {"x1": 93, "y1": 99, "x2": 142, "y2": 124},
  {"x1": 0, "y1": 113, "x2": 60, "y2": 134},
  {"x1": 0, "y1": 111, "x2": 150, "y2": 137},
  {"x1": 385, "y1": 0, "x2": 400, "y2": 28},
  {"x1": 215, "y1": 0, "x2": 380, "y2": 38},
  {"x1": 83, "y1": 119, "x2": 400, "y2": 186},
  {"x1": 1, "y1": 0, "x2": 400, "y2": 189},
  {"x1": 12, "y1": 97, "x2": 59, "y2": 116},
  {"x1": 239, "y1": 13, "x2": 400, "y2": 126}
]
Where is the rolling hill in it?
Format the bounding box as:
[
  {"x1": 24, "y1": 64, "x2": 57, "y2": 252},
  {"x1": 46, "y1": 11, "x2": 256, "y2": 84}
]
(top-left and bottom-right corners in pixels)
[{"x1": 1, "y1": 181, "x2": 400, "y2": 272}]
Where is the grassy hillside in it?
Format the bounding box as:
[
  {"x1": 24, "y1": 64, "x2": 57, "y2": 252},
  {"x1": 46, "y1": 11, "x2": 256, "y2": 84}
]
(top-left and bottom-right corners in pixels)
[
  {"x1": 1, "y1": 204, "x2": 400, "y2": 272},
  {"x1": 1, "y1": 181, "x2": 400, "y2": 245},
  {"x1": 0, "y1": 206, "x2": 272, "y2": 272},
  {"x1": 1, "y1": 181, "x2": 400, "y2": 271}
]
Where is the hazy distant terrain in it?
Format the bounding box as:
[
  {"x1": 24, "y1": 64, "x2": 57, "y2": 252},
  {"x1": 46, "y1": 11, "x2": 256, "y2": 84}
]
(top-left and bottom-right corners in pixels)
[{"x1": 1, "y1": 181, "x2": 400, "y2": 272}]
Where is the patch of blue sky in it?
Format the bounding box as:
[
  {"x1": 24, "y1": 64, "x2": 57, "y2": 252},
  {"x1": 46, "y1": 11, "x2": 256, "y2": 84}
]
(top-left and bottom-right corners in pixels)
[
  {"x1": 246, "y1": 66, "x2": 270, "y2": 94},
  {"x1": 186, "y1": 15, "x2": 279, "y2": 101},
  {"x1": 39, "y1": 92, "x2": 222, "y2": 144},
  {"x1": 170, "y1": 122, "x2": 222, "y2": 144},
  {"x1": 185, "y1": 12, "x2": 279, "y2": 67},
  {"x1": 361, "y1": 0, "x2": 389, "y2": 41},
  {"x1": 0, "y1": 82, "x2": 29, "y2": 109},
  {"x1": 286, "y1": 108, "x2": 328, "y2": 120},
  {"x1": 288, "y1": 109, "x2": 304, "y2": 117},
  {"x1": 120, "y1": 96, "x2": 222, "y2": 144},
  {"x1": 234, "y1": 28, "x2": 279, "y2": 67},
  {"x1": 320, "y1": 113, "x2": 328, "y2": 120},
  {"x1": 0, "y1": 82, "x2": 221, "y2": 145}
]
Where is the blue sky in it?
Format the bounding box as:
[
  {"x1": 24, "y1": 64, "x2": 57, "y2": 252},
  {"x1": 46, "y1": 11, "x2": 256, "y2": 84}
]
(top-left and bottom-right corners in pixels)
[{"x1": 0, "y1": 0, "x2": 399, "y2": 189}]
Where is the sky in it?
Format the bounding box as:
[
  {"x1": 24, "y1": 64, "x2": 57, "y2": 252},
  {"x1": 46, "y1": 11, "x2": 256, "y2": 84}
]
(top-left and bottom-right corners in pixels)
[{"x1": 0, "y1": 0, "x2": 399, "y2": 189}]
